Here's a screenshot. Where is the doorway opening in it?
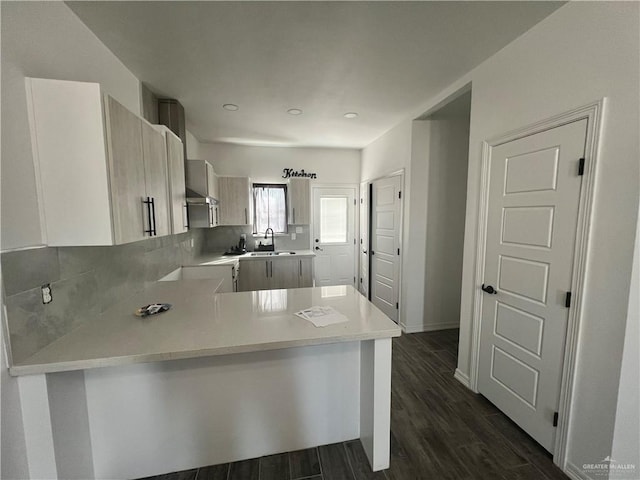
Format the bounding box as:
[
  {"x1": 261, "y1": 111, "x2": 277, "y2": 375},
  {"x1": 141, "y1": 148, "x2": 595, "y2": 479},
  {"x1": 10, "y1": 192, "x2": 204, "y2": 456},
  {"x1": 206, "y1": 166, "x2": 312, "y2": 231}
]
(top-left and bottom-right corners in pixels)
[{"x1": 418, "y1": 90, "x2": 471, "y2": 337}]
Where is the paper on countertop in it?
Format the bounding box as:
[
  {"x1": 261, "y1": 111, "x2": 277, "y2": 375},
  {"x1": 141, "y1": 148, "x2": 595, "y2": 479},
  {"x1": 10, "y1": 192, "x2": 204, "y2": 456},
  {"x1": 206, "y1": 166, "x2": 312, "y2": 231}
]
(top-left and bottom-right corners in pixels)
[{"x1": 295, "y1": 306, "x2": 349, "y2": 327}]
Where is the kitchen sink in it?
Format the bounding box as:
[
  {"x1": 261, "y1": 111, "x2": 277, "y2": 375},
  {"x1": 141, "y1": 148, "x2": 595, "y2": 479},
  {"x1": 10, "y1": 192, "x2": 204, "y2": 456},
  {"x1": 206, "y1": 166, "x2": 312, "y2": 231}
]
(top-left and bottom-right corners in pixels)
[{"x1": 250, "y1": 251, "x2": 296, "y2": 256}]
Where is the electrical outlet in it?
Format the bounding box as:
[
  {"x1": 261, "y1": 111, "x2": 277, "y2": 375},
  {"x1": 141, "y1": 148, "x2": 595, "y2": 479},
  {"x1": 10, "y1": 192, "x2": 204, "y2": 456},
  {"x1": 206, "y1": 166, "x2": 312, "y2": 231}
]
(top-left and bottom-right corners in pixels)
[
  {"x1": 41, "y1": 284, "x2": 52, "y2": 304},
  {"x1": 295, "y1": 226, "x2": 303, "y2": 234},
  {"x1": 291, "y1": 233, "x2": 297, "y2": 240},
  {"x1": 190, "y1": 238, "x2": 194, "y2": 248}
]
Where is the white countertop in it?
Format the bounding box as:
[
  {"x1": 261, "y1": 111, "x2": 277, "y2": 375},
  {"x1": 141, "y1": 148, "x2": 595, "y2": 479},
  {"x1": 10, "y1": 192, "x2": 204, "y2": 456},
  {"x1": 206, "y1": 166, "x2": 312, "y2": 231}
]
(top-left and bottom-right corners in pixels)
[
  {"x1": 185, "y1": 250, "x2": 316, "y2": 267},
  {"x1": 10, "y1": 281, "x2": 400, "y2": 376},
  {"x1": 185, "y1": 250, "x2": 316, "y2": 266}
]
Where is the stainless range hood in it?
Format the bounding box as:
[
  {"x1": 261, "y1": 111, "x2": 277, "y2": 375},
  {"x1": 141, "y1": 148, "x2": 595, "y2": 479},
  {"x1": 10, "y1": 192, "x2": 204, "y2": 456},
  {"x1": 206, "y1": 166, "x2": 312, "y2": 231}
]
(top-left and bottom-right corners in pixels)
[{"x1": 187, "y1": 196, "x2": 219, "y2": 228}]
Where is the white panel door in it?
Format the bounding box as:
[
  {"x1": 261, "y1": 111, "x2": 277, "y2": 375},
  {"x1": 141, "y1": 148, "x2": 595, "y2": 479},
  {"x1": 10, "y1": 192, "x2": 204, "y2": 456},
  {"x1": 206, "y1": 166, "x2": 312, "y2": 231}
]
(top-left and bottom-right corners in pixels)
[
  {"x1": 370, "y1": 176, "x2": 402, "y2": 322},
  {"x1": 478, "y1": 119, "x2": 587, "y2": 452},
  {"x1": 312, "y1": 187, "x2": 356, "y2": 287}
]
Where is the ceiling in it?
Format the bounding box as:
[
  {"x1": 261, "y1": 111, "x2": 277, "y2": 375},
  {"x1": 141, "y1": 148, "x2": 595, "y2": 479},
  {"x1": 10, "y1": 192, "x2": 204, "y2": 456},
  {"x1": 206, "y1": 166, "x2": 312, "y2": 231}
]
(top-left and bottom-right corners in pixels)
[{"x1": 67, "y1": 1, "x2": 564, "y2": 149}]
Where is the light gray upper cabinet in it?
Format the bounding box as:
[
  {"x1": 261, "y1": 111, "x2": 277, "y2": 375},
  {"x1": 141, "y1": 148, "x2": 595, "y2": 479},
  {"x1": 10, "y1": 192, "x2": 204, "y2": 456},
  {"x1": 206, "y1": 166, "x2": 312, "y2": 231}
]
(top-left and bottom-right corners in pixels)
[
  {"x1": 187, "y1": 199, "x2": 219, "y2": 229},
  {"x1": 186, "y1": 159, "x2": 218, "y2": 199},
  {"x1": 157, "y1": 126, "x2": 188, "y2": 234},
  {"x1": 288, "y1": 178, "x2": 311, "y2": 224},
  {"x1": 141, "y1": 121, "x2": 170, "y2": 237},
  {"x1": 104, "y1": 95, "x2": 147, "y2": 244},
  {"x1": 26, "y1": 77, "x2": 171, "y2": 246},
  {"x1": 218, "y1": 176, "x2": 251, "y2": 225}
]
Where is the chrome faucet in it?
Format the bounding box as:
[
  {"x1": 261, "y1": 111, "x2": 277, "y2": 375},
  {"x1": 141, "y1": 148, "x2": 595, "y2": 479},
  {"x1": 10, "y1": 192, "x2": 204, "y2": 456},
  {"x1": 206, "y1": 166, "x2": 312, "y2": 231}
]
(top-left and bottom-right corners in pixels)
[{"x1": 264, "y1": 228, "x2": 275, "y2": 251}]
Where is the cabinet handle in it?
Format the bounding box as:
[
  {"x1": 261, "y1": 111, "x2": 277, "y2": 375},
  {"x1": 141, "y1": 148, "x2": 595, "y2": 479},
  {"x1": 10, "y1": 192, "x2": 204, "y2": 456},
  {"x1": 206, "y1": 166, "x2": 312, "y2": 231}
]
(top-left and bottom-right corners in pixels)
[
  {"x1": 143, "y1": 197, "x2": 154, "y2": 236},
  {"x1": 215, "y1": 207, "x2": 219, "y2": 225},
  {"x1": 183, "y1": 204, "x2": 189, "y2": 229},
  {"x1": 270, "y1": 260, "x2": 273, "y2": 277},
  {"x1": 151, "y1": 197, "x2": 157, "y2": 236},
  {"x1": 299, "y1": 260, "x2": 302, "y2": 276},
  {"x1": 209, "y1": 205, "x2": 214, "y2": 227},
  {"x1": 265, "y1": 261, "x2": 269, "y2": 278},
  {"x1": 244, "y1": 208, "x2": 248, "y2": 224},
  {"x1": 293, "y1": 207, "x2": 296, "y2": 224}
]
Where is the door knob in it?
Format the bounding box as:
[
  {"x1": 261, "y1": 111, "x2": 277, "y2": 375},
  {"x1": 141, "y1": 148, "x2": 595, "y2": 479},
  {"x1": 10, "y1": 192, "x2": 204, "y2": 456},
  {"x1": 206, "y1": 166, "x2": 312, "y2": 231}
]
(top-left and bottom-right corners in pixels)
[
  {"x1": 315, "y1": 239, "x2": 319, "y2": 243},
  {"x1": 481, "y1": 284, "x2": 497, "y2": 294},
  {"x1": 315, "y1": 246, "x2": 323, "y2": 251}
]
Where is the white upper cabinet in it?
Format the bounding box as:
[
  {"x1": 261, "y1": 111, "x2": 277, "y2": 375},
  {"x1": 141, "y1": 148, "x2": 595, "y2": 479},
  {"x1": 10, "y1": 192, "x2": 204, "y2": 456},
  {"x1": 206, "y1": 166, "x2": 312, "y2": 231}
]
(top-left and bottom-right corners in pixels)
[
  {"x1": 186, "y1": 159, "x2": 218, "y2": 200},
  {"x1": 26, "y1": 78, "x2": 171, "y2": 246},
  {"x1": 156, "y1": 126, "x2": 188, "y2": 234},
  {"x1": 288, "y1": 178, "x2": 311, "y2": 224},
  {"x1": 218, "y1": 176, "x2": 251, "y2": 225}
]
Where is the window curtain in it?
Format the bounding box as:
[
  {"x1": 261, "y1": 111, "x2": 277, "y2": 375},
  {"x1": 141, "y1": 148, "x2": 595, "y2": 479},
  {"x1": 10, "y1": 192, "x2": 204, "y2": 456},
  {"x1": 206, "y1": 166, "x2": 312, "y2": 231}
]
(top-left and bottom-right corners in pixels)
[{"x1": 253, "y1": 185, "x2": 287, "y2": 233}]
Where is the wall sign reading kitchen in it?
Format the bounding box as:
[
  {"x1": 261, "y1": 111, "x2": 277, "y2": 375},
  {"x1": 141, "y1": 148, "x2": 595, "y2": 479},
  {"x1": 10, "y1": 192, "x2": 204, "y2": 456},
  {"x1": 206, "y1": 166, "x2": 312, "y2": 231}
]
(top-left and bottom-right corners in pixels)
[{"x1": 282, "y1": 168, "x2": 317, "y2": 179}]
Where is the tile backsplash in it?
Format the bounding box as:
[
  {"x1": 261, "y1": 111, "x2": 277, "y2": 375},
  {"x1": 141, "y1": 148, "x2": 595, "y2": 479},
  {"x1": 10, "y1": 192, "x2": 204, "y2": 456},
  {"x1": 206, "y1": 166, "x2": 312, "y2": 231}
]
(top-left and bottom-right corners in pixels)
[
  {"x1": 202, "y1": 225, "x2": 311, "y2": 252},
  {"x1": 2, "y1": 230, "x2": 205, "y2": 364}
]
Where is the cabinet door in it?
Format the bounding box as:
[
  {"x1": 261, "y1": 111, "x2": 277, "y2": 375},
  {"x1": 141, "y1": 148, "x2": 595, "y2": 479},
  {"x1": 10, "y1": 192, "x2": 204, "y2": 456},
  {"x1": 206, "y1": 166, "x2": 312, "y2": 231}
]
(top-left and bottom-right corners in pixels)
[
  {"x1": 238, "y1": 260, "x2": 271, "y2": 291},
  {"x1": 218, "y1": 177, "x2": 251, "y2": 225},
  {"x1": 270, "y1": 258, "x2": 301, "y2": 289},
  {"x1": 105, "y1": 96, "x2": 146, "y2": 244},
  {"x1": 299, "y1": 258, "x2": 314, "y2": 287},
  {"x1": 288, "y1": 178, "x2": 310, "y2": 224},
  {"x1": 207, "y1": 163, "x2": 219, "y2": 199},
  {"x1": 166, "y1": 132, "x2": 188, "y2": 234},
  {"x1": 141, "y1": 121, "x2": 170, "y2": 237}
]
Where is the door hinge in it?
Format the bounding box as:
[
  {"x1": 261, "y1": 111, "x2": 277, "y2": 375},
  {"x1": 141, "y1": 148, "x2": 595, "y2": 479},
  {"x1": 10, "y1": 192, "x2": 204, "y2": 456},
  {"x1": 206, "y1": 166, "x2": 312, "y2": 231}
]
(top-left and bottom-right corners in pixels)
[
  {"x1": 397, "y1": 248, "x2": 400, "y2": 255},
  {"x1": 396, "y1": 302, "x2": 399, "y2": 310},
  {"x1": 553, "y1": 412, "x2": 559, "y2": 427},
  {"x1": 360, "y1": 198, "x2": 363, "y2": 204},
  {"x1": 360, "y1": 277, "x2": 362, "y2": 283},
  {"x1": 354, "y1": 198, "x2": 357, "y2": 205},
  {"x1": 354, "y1": 276, "x2": 356, "y2": 284},
  {"x1": 398, "y1": 191, "x2": 402, "y2": 199},
  {"x1": 354, "y1": 238, "x2": 356, "y2": 245},
  {"x1": 578, "y1": 158, "x2": 585, "y2": 176},
  {"x1": 565, "y1": 291, "x2": 572, "y2": 308}
]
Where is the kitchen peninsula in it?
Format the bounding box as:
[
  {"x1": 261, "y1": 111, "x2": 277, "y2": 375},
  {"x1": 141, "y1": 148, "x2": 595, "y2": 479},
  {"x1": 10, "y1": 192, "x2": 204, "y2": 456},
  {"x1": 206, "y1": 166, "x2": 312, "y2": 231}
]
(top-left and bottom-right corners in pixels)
[{"x1": 11, "y1": 278, "x2": 400, "y2": 480}]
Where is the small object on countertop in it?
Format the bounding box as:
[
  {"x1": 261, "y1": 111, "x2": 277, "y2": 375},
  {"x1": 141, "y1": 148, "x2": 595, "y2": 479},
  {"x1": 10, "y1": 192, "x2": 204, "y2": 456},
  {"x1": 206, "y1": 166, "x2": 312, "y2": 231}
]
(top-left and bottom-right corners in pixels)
[{"x1": 135, "y1": 303, "x2": 172, "y2": 317}]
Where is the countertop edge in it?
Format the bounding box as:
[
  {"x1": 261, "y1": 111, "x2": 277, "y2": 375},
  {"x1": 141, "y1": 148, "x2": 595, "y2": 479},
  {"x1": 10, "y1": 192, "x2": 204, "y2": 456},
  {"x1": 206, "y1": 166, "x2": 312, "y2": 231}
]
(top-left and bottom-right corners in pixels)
[{"x1": 9, "y1": 328, "x2": 401, "y2": 376}]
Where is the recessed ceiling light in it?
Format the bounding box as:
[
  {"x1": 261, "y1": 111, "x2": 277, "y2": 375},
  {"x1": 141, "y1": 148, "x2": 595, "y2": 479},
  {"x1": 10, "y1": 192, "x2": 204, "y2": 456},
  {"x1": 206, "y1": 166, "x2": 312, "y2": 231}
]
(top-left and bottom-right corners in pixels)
[
  {"x1": 287, "y1": 108, "x2": 303, "y2": 115},
  {"x1": 223, "y1": 104, "x2": 239, "y2": 111},
  {"x1": 344, "y1": 112, "x2": 359, "y2": 119}
]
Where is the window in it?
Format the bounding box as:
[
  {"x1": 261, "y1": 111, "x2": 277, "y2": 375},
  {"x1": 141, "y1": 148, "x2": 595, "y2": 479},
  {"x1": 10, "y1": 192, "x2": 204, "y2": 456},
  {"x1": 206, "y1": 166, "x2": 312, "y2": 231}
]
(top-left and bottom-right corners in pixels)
[
  {"x1": 319, "y1": 196, "x2": 348, "y2": 243},
  {"x1": 253, "y1": 184, "x2": 288, "y2": 234}
]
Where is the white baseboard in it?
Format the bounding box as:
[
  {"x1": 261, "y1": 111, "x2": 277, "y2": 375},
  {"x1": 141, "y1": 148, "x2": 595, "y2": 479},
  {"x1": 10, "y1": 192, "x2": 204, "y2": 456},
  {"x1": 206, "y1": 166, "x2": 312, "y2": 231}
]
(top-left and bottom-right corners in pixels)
[
  {"x1": 401, "y1": 321, "x2": 460, "y2": 334},
  {"x1": 454, "y1": 368, "x2": 471, "y2": 389},
  {"x1": 565, "y1": 461, "x2": 591, "y2": 480}
]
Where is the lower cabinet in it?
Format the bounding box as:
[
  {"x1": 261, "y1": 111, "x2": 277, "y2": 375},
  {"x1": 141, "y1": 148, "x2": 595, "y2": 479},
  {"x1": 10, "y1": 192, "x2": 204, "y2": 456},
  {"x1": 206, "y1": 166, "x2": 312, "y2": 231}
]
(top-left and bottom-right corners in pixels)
[
  {"x1": 180, "y1": 264, "x2": 238, "y2": 293},
  {"x1": 239, "y1": 257, "x2": 314, "y2": 291}
]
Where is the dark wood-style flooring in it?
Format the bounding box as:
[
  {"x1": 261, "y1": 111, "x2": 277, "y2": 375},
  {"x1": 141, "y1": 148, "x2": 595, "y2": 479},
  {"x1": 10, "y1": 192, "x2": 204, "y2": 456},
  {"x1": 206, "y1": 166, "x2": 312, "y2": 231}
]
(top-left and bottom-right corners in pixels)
[{"x1": 140, "y1": 330, "x2": 568, "y2": 480}]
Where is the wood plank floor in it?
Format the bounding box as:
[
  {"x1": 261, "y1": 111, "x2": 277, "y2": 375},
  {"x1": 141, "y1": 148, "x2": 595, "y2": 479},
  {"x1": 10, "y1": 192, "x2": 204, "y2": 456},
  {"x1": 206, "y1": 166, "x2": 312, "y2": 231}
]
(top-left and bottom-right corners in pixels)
[{"x1": 139, "y1": 330, "x2": 568, "y2": 480}]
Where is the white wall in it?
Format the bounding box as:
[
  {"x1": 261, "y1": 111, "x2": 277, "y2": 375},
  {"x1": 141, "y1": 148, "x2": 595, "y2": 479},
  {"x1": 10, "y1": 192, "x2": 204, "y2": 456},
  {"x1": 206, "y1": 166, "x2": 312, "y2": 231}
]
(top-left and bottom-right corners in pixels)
[
  {"x1": 456, "y1": 3, "x2": 639, "y2": 473},
  {"x1": 186, "y1": 130, "x2": 202, "y2": 160},
  {"x1": 360, "y1": 2, "x2": 639, "y2": 475},
  {"x1": 361, "y1": 120, "x2": 415, "y2": 327},
  {"x1": 611, "y1": 211, "x2": 639, "y2": 475},
  {"x1": 423, "y1": 108, "x2": 469, "y2": 331},
  {"x1": 404, "y1": 121, "x2": 429, "y2": 333},
  {"x1": 198, "y1": 143, "x2": 360, "y2": 185},
  {"x1": 1, "y1": 2, "x2": 141, "y2": 251},
  {"x1": 1, "y1": 293, "x2": 29, "y2": 479}
]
